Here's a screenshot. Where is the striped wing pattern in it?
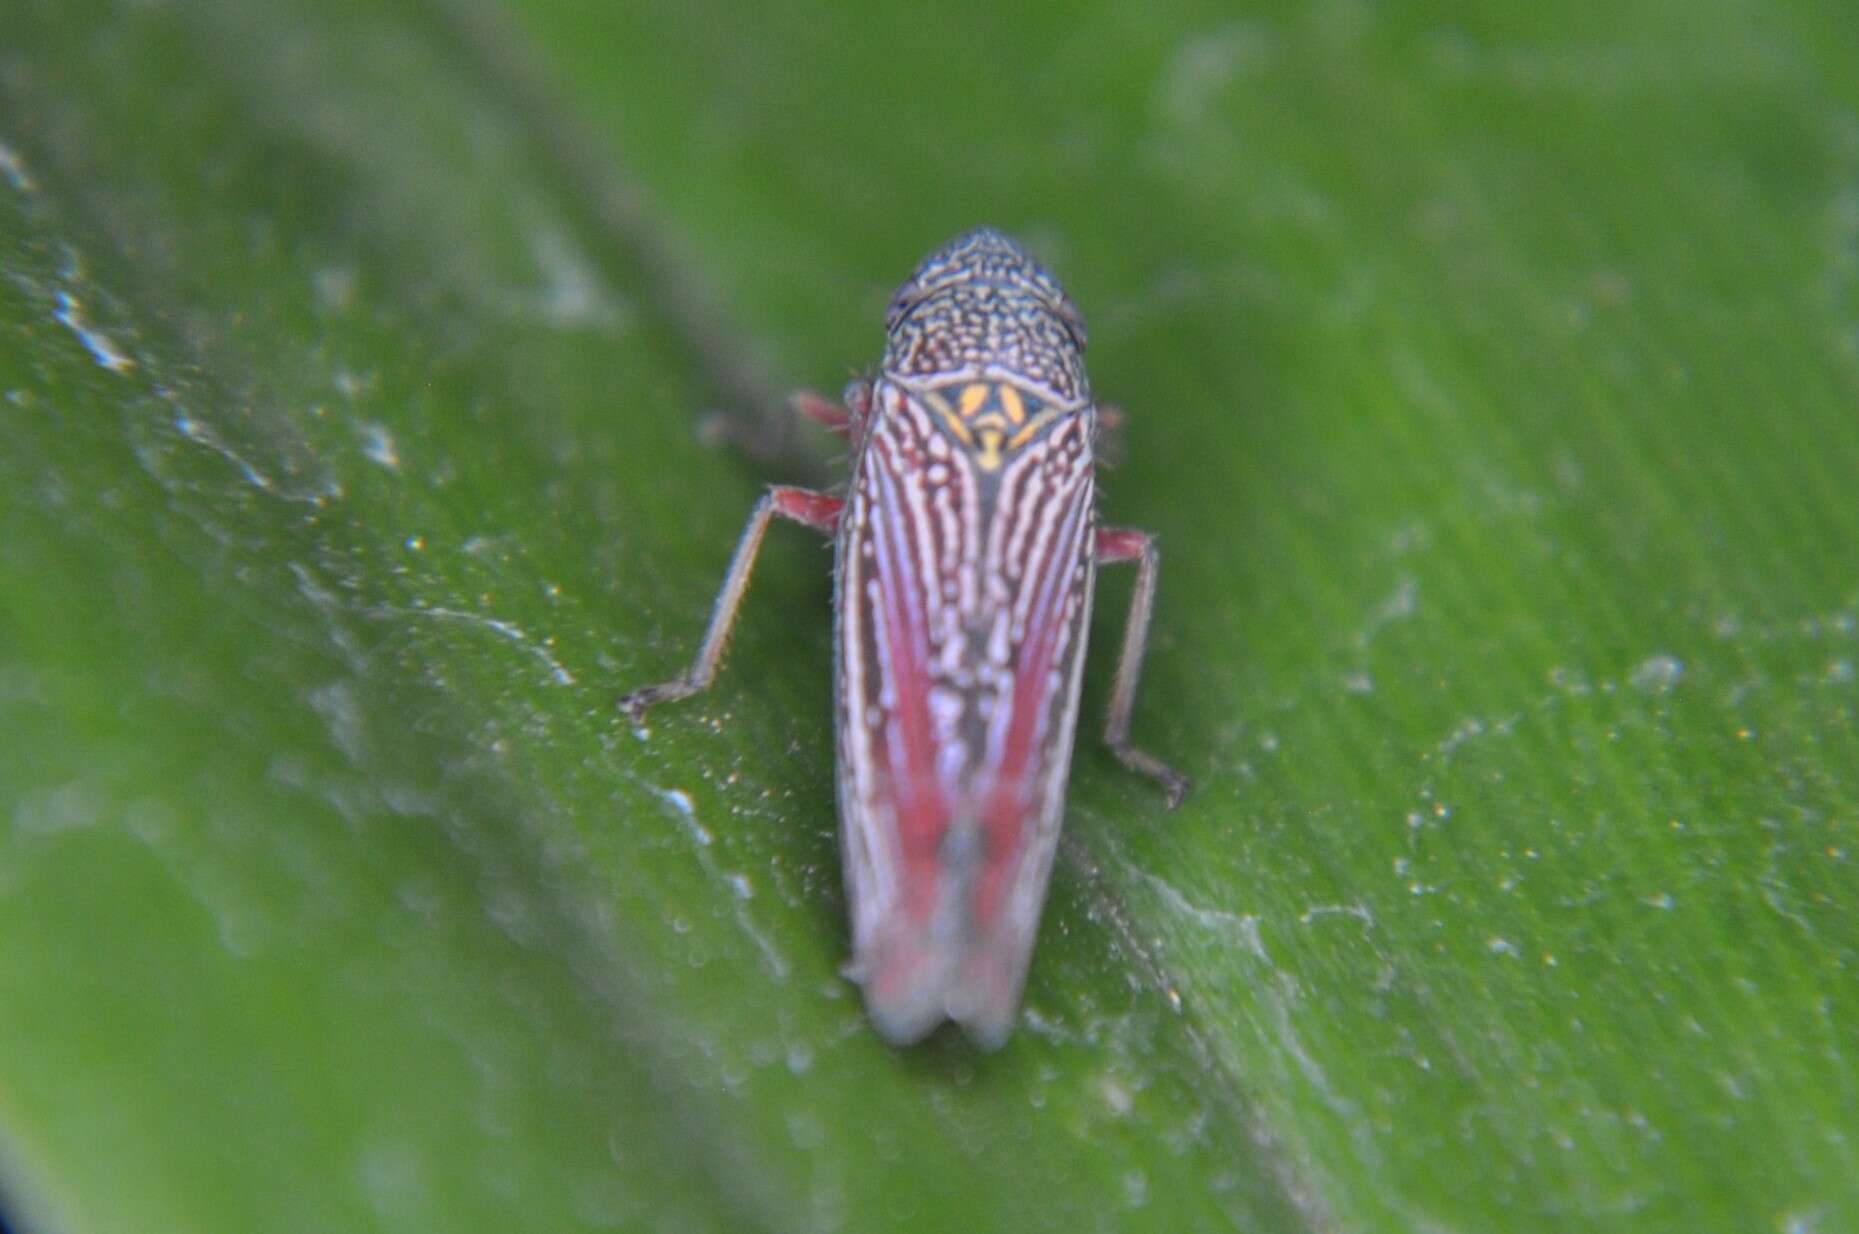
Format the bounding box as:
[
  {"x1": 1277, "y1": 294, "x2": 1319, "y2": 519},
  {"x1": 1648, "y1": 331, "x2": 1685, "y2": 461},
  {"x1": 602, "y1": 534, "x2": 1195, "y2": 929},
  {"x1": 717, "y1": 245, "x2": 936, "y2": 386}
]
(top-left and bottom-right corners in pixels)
[{"x1": 835, "y1": 377, "x2": 1096, "y2": 1044}]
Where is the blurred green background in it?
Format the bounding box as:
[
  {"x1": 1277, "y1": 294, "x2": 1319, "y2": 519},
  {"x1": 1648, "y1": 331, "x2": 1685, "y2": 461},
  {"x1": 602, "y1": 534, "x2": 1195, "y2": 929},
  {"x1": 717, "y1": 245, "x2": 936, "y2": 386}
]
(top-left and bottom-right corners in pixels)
[{"x1": 2, "y1": 2, "x2": 1856, "y2": 1231}]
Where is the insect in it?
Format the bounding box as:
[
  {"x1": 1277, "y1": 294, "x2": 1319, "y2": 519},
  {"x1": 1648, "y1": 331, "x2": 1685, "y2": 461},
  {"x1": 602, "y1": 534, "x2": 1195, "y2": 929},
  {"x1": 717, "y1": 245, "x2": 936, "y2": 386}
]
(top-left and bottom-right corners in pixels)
[{"x1": 621, "y1": 228, "x2": 1187, "y2": 1047}]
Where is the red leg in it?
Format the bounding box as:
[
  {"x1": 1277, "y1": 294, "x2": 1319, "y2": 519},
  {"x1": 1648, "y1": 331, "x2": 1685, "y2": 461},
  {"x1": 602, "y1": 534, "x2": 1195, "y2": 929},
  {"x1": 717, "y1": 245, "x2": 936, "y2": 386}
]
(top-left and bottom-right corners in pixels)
[
  {"x1": 1096, "y1": 526, "x2": 1147, "y2": 564},
  {"x1": 788, "y1": 390, "x2": 853, "y2": 434},
  {"x1": 620, "y1": 487, "x2": 844, "y2": 722},
  {"x1": 770, "y1": 484, "x2": 846, "y2": 531},
  {"x1": 1093, "y1": 403, "x2": 1128, "y2": 467},
  {"x1": 701, "y1": 381, "x2": 873, "y2": 460},
  {"x1": 789, "y1": 379, "x2": 872, "y2": 439}
]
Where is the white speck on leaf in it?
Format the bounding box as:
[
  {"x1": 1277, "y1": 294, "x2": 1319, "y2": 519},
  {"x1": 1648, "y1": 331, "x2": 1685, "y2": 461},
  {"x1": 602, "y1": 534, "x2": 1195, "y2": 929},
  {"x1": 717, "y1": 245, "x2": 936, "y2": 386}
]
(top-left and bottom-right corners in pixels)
[
  {"x1": 513, "y1": 223, "x2": 633, "y2": 331},
  {"x1": 12, "y1": 780, "x2": 106, "y2": 838},
  {"x1": 1435, "y1": 715, "x2": 1498, "y2": 763},
  {"x1": 1629, "y1": 654, "x2": 1683, "y2": 693},
  {"x1": 1135, "y1": 870, "x2": 1270, "y2": 963},
  {"x1": 1300, "y1": 902, "x2": 1374, "y2": 928},
  {"x1": 647, "y1": 783, "x2": 790, "y2": 981},
  {"x1": 360, "y1": 423, "x2": 401, "y2": 470},
  {"x1": 371, "y1": 603, "x2": 576, "y2": 686},
  {"x1": 54, "y1": 291, "x2": 135, "y2": 373},
  {"x1": 1355, "y1": 577, "x2": 1418, "y2": 650},
  {"x1": 356, "y1": 1139, "x2": 432, "y2": 1222},
  {"x1": 0, "y1": 142, "x2": 37, "y2": 193},
  {"x1": 654, "y1": 786, "x2": 707, "y2": 844},
  {"x1": 1100, "y1": 1074, "x2": 1135, "y2": 1118},
  {"x1": 1153, "y1": 20, "x2": 1277, "y2": 127},
  {"x1": 313, "y1": 264, "x2": 358, "y2": 310},
  {"x1": 334, "y1": 367, "x2": 375, "y2": 399}
]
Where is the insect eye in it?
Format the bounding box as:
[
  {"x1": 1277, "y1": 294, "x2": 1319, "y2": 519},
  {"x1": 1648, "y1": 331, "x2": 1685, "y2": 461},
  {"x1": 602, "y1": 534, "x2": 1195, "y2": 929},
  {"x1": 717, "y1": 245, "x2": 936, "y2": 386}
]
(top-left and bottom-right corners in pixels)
[
  {"x1": 884, "y1": 282, "x2": 921, "y2": 333},
  {"x1": 1054, "y1": 294, "x2": 1088, "y2": 350}
]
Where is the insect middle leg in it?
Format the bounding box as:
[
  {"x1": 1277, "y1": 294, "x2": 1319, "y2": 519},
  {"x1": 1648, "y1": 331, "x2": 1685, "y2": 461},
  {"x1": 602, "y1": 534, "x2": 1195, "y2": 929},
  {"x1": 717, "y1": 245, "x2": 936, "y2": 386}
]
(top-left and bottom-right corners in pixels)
[
  {"x1": 700, "y1": 381, "x2": 872, "y2": 460},
  {"x1": 788, "y1": 379, "x2": 873, "y2": 440},
  {"x1": 619, "y1": 485, "x2": 843, "y2": 722},
  {"x1": 1097, "y1": 526, "x2": 1191, "y2": 808}
]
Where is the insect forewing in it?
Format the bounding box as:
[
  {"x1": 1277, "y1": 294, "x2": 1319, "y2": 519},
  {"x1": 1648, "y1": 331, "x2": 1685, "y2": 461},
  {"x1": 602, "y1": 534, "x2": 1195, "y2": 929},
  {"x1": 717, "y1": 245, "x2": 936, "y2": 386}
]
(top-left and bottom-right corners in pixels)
[{"x1": 836, "y1": 374, "x2": 1096, "y2": 1046}]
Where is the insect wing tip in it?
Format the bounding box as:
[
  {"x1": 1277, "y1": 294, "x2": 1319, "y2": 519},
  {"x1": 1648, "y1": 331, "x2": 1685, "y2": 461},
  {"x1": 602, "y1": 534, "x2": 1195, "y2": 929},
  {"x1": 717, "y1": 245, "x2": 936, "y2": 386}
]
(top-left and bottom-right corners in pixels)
[
  {"x1": 857, "y1": 936, "x2": 956, "y2": 1047},
  {"x1": 851, "y1": 918, "x2": 1037, "y2": 1050}
]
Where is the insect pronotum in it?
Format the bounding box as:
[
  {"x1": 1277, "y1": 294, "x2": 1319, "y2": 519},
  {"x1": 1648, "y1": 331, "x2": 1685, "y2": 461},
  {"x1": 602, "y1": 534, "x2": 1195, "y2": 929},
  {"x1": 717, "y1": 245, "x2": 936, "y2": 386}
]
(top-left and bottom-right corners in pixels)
[{"x1": 622, "y1": 228, "x2": 1187, "y2": 1048}]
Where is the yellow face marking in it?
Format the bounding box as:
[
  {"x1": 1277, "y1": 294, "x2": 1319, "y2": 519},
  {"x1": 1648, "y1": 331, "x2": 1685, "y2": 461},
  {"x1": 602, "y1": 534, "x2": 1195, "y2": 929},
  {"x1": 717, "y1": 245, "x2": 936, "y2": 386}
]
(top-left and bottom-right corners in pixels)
[
  {"x1": 958, "y1": 382, "x2": 990, "y2": 418},
  {"x1": 976, "y1": 427, "x2": 1005, "y2": 470},
  {"x1": 998, "y1": 384, "x2": 1026, "y2": 425},
  {"x1": 928, "y1": 380, "x2": 1056, "y2": 468},
  {"x1": 1007, "y1": 409, "x2": 1059, "y2": 450},
  {"x1": 923, "y1": 388, "x2": 974, "y2": 446}
]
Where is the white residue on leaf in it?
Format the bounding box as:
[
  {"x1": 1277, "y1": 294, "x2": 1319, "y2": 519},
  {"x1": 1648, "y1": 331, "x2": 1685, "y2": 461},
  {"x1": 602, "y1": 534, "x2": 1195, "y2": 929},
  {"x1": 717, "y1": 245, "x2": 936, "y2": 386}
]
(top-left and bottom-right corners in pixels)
[
  {"x1": 1355, "y1": 576, "x2": 1418, "y2": 650},
  {"x1": 334, "y1": 367, "x2": 376, "y2": 399},
  {"x1": 513, "y1": 222, "x2": 632, "y2": 331},
  {"x1": 1435, "y1": 716, "x2": 1487, "y2": 763},
  {"x1": 1154, "y1": 20, "x2": 1277, "y2": 127},
  {"x1": 375, "y1": 604, "x2": 576, "y2": 687},
  {"x1": 1134, "y1": 869, "x2": 1269, "y2": 963},
  {"x1": 648, "y1": 782, "x2": 788, "y2": 982},
  {"x1": 0, "y1": 142, "x2": 37, "y2": 193},
  {"x1": 313, "y1": 263, "x2": 358, "y2": 311},
  {"x1": 54, "y1": 291, "x2": 135, "y2": 373},
  {"x1": 12, "y1": 779, "x2": 106, "y2": 838},
  {"x1": 172, "y1": 410, "x2": 276, "y2": 493},
  {"x1": 359, "y1": 422, "x2": 401, "y2": 471},
  {"x1": 1099, "y1": 1072, "x2": 1135, "y2": 1118},
  {"x1": 307, "y1": 679, "x2": 368, "y2": 763},
  {"x1": 1299, "y1": 902, "x2": 1374, "y2": 928},
  {"x1": 355, "y1": 1139, "x2": 433, "y2": 1223},
  {"x1": 654, "y1": 786, "x2": 707, "y2": 844},
  {"x1": 1629, "y1": 653, "x2": 1683, "y2": 693}
]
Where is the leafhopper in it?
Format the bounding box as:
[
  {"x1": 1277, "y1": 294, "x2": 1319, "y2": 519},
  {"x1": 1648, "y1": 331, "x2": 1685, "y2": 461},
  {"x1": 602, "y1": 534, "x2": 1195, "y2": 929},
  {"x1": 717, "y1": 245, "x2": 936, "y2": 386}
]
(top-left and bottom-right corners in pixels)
[{"x1": 623, "y1": 229, "x2": 1186, "y2": 1046}]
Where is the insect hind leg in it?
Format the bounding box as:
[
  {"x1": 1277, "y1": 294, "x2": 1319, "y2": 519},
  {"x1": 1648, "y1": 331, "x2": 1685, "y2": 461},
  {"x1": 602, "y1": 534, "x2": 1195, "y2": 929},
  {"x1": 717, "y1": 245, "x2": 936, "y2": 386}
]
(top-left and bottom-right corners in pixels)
[
  {"x1": 619, "y1": 486, "x2": 842, "y2": 722},
  {"x1": 1096, "y1": 527, "x2": 1191, "y2": 807}
]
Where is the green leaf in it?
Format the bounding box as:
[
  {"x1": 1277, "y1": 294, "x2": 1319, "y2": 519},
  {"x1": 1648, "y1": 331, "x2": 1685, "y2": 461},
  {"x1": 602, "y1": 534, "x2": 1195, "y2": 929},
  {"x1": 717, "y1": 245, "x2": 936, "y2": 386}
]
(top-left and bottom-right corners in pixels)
[{"x1": 3, "y1": 2, "x2": 1856, "y2": 1232}]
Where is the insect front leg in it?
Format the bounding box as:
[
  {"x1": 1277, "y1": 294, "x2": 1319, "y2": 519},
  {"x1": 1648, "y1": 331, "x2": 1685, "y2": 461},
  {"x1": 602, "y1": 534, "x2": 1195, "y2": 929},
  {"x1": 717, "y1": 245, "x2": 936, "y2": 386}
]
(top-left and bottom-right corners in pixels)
[
  {"x1": 700, "y1": 381, "x2": 873, "y2": 460},
  {"x1": 1096, "y1": 526, "x2": 1191, "y2": 808},
  {"x1": 788, "y1": 379, "x2": 873, "y2": 443},
  {"x1": 619, "y1": 485, "x2": 843, "y2": 723}
]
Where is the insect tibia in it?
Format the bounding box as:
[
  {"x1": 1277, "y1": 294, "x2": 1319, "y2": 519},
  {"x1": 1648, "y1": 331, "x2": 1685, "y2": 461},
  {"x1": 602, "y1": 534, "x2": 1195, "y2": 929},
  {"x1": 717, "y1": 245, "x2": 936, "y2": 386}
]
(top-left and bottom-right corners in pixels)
[
  {"x1": 1096, "y1": 525, "x2": 1191, "y2": 807},
  {"x1": 617, "y1": 486, "x2": 841, "y2": 727}
]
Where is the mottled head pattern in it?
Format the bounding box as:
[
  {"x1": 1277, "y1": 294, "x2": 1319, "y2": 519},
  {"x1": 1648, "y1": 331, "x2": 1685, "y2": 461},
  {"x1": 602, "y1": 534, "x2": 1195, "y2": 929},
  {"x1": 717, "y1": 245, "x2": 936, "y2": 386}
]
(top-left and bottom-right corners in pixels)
[{"x1": 881, "y1": 228, "x2": 1091, "y2": 406}]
